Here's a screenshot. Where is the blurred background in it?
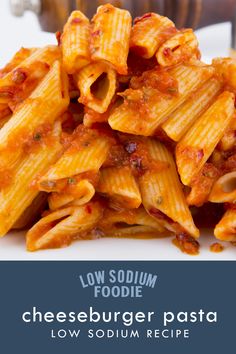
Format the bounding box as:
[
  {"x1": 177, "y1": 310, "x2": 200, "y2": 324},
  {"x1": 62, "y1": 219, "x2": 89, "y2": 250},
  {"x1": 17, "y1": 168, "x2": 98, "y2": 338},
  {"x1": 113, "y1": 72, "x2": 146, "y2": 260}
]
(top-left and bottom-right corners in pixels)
[{"x1": 0, "y1": 0, "x2": 233, "y2": 65}]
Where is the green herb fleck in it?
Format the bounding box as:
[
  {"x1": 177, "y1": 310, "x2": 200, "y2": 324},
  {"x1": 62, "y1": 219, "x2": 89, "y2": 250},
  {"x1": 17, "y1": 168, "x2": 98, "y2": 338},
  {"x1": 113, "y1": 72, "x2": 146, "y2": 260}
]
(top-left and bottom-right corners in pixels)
[
  {"x1": 203, "y1": 171, "x2": 214, "y2": 178},
  {"x1": 167, "y1": 87, "x2": 178, "y2": 93},
  {"x1": 33, "y1": 132, "x2": 41, "y2": 141},
  {"x1": 68, "y1": 177, "x2": 76, "y2": 185}
]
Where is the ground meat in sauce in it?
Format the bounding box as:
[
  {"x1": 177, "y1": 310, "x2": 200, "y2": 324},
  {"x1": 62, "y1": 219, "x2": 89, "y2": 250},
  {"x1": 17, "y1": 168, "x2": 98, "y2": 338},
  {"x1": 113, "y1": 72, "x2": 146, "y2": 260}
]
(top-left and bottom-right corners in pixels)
[
  {"x1": 103, "y1": 143, "x2": 129, "y2": 168},
  {"x1": 210, "y1": 243, "x2": 224, "y2": 253},
  {"x1": 222, "y1": 153, "x2": 236, "y2": 172},
  {"x1": 69, "y1": 124, "x2": 113, "y2": 152},
  {"x1": 119, "y1": 134, "x2": 169, "y2": 176},
  {"x1": 12, "y1": 68, "x2": 27, "y2": 84},
  {"x1": 173, "y1": 233, "x2": 200, "y2": 255},
  {"x1": 103, "y1": 132, "x2": 161, "y2": 173},
  {"x1": 130, "y1": 67, "x2": 179, "y2": 95}
]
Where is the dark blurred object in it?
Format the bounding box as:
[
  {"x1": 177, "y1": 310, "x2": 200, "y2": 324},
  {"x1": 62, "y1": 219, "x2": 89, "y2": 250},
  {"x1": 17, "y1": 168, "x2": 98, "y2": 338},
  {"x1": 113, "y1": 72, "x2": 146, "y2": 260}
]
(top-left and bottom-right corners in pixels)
[
  {"x1": 231, "y1": 3, "x2": 236, "y2": 51},
  {"x1": 10, "y1": 0, "x2": 236, "y2": 32},
  {"x1": 191, "y1": 202, "x2": 225, "y2": 228}
]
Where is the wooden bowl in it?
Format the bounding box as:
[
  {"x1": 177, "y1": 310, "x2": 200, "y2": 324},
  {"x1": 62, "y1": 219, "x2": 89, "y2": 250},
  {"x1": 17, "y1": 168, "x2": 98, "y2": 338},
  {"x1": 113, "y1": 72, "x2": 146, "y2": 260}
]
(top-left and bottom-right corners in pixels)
[{"x1": 35, "y1": 0, "x2": 236, "y2": 32}]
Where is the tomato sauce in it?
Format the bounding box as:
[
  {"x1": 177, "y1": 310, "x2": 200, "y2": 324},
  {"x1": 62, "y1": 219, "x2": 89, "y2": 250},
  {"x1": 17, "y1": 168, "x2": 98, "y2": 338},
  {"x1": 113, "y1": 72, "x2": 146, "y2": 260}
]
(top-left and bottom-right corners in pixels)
[
  {"x1": 0, "y1": 105, "x2": 11, "y2": 120},
  {"x1": 177, "y1": 145, "x2": 204, "y2": 166},
  {"x1": 130, "y1": 67, "x2": 179, "y2": 95},
  {"x1": 173, "y1": 233, "x2": 200, "y2": 255},
  {"x1": 187, "y1": 163, "x2": 220, "y2": 207},
  {"x1": 210, "y1": 243, "x2": 224, "y2": 253},
  {"x1": 0, "y1": 168, "x2": 14, "y2": 189},
  {"x1": 84, "y1": 107, "x2": 110, "y2": 127}
]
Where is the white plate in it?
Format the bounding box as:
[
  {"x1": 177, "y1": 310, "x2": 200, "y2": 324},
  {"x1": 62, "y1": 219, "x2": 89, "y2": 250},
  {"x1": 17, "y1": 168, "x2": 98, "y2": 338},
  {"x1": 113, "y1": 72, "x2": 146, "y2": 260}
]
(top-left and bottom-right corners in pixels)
[
  {"x1": 0, "y1": 3, "x2": 235, "y2": 260},
  {"x1": 0, "y1": 229, "x2": 235, "y2": 260}
]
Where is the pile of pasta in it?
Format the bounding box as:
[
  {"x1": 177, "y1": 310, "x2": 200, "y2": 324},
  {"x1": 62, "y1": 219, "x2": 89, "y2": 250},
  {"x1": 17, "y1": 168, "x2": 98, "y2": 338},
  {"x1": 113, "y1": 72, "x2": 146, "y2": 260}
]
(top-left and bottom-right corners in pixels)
[{"x1": 0, "y1": 4, "x2": 236, "y2": 253}]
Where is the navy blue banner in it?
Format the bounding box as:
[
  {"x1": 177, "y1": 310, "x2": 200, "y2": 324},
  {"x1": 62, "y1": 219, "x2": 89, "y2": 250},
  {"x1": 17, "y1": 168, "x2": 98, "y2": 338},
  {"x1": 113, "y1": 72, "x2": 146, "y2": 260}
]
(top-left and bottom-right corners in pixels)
[{"x1": 0, "y1": 261, "x2": 235, "y2": 353}]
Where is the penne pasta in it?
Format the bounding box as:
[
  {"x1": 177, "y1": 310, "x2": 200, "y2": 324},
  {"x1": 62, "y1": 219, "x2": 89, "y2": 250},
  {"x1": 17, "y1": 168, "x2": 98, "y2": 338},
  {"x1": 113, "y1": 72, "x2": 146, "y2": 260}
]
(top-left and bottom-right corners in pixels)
[
  {"x1": 90, "y1": 4, "x2": 131, "y2": 75},
  {"x1": 162, "y1": 78, "x2": 222, "y2": 141},
  {"x1": 176, "y1": 91, "x2": 235, "y2": 186},
  {"x1": 97, "y1": 166, "x2": 141, "y2": 209},
  {"x1": 156, "y1": 29, "x2": 199, "y2": 67},
  {"x1": 209, "y1": 171, "x2": 236, "y2": 203},
  {"x1": 2, "y1": 6, "x2": 236, "y2": 252},
  {"x1": 98, "y1": 207, "x2": 165, "y2": 237},
  {"x1": 214, "y1": 208, "x2": 236, "y2": 242},
  {"x1": 48, "y1": 179, "x2": 95, "y2": 210},
  {"x1": 139, "y1": 139, "x2": 199, "y2": 238},
  {"x1": 0, "y1": 121, "x2": 63, "y2": 237},
  {"x1": 38, "y1": 126, "x2": 112, "y2": 190},
  {"x1": 130, "y1": 13, "x2": 176, "y2": 59},
  {"x1": 0, "y1": 60, "x2": 69, "y2": 169},
  {"x1": 26, "y1": 201, "x2": 103, "y2": 251},
  {"x1": 76, "y1": 62, "x2": 116, "y2": 113},
  {"x1": 108, "y1": 63, "x2": 214, "y2": 136},
  {"x1": 0, "y1": 47, "x2": 37, "y2": 78},
  {"x1": 61, "y1": 11, "x2": 90, "y2": 74},
  {"x1": 13, "y1": 192, "x2": 48, "y2": 229},
  {"x1": 0, "y1": 46, "x2": 60, "y2": 106}
]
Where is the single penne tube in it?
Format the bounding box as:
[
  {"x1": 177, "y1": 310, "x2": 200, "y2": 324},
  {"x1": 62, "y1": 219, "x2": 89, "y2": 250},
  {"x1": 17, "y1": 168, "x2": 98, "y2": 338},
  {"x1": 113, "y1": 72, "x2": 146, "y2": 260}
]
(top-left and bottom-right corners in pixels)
[
  {"x1": 0, "y1": 60, "x2": 69, "y2": 169},
  {"x1": 97, "y1": 166, "x2": 142, "y2": 209},
  {"x1": 209, "y1": 171, "x2": 236, "y2": 203},
  {"x1": 38, "y1": 126, "x2": 112, "y2": 190},
  {"x1": 176, "y1": 91, "x2": 235, "y2": 186},
  {"x1": 0, "y1": 46, "x2": 60, "y2": 105},
  {"x1": 130, "y1": 13, "x2": 176, "y2": 58},
  {"x1": 214, "y1": 208, "x2": 236, "y2": 242},
  {"x1": 76, "y1": 62, "x2": 116, "y2": 113},
  {"x1": 48, "y1": 179, "x2": 95, "y2": 210},
  {"x1": 162, "y1": 78, "x2": 222, "y2": 141},
  {"x1": 0, "y1": 47, "x2": 37, "y2": 78},
  {"x1": 156, "y1": 29, "x2": 199, "y2": 67},
  {"x1": 139, "y1": 139, "x2": 199, "y2": 238},
  {"x1": 0, "y1": 121, "x2": 63, "y2": 237},
  {"x1": 26, "y1": 201, "x2": 103, "y2": 251},
  {"x1": 98, "y1": 207, "x2": 165, "y2": 237},
  {"x1": 90, "y1": 4, "x2": 131, "y2": 75},
  {"x1": 12, "y1": 192, "x2": 48, "y2": 229},
  {"x1": 108, "y1": 63, "x2": 214, "y2": 136},
  {"x1": 61, "y1": 11, "x2": 90, "y2": 74}
]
